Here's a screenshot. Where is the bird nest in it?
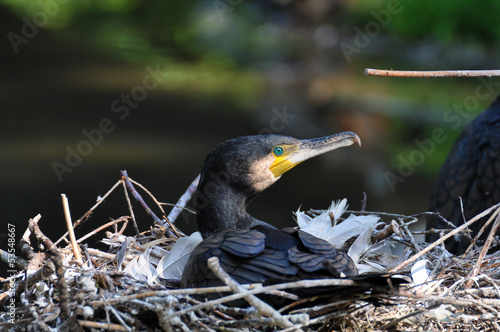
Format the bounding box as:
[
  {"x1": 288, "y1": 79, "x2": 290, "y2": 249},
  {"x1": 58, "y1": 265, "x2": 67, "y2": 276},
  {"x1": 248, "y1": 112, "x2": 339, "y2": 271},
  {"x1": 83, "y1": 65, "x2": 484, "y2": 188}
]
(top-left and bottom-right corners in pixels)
[{"x1": 1, "y1": 171, "x2": 500, "y2": 332}]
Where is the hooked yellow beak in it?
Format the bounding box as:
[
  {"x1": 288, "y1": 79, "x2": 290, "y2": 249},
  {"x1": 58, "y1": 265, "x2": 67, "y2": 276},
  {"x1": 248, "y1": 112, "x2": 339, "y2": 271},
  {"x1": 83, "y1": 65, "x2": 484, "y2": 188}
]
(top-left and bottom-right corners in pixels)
[{"x1": 269, "y1": 131, "x2": 361, "y2": 178}]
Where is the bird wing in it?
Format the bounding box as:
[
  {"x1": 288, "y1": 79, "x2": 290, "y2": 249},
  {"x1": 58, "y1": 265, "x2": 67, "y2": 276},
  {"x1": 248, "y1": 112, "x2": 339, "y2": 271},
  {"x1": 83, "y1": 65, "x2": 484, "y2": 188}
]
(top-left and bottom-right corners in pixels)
[
  {"x1": 181, "y1": 229, "x2": 299, "y2": 288},
  {"x1": 281, "y1": 227, "x2": 358, "y2": 277}
]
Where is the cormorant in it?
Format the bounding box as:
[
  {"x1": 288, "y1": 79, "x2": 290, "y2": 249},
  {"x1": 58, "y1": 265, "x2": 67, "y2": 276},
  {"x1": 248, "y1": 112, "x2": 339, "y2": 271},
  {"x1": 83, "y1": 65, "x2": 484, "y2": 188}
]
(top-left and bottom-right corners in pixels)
[
  {"x1": 181, "y1": 133, "x2": 361, "y2": 290},
  {"x1": 427, "y1": 96, "x2": 500, "y2": 254}
]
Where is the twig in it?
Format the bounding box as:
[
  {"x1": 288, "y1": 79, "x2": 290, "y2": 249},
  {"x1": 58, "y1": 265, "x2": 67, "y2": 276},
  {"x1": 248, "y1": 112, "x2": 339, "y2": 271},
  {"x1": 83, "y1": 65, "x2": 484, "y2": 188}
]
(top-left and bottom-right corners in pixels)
[
  {"x1": 127, "y1": 177, "x2": 168, "y2": 217},
  {"x1": 206, "y1": 257, "x2": 297, "y2": 330},
  {"x1": 412, "y1": 211, "x2": 457, "y2": 229},
  {"x1": 0, "y1": 257, "x2": 55, "y2": 307},
  {"x1": 360, "y1": 192, "x2": 367, "y2": 212},
  {"x1": 364, "y1": 68, "x2": 500, "y2": 78},
  {"x1": 54, "y1": 179, "x2": 122, "y2": 246},
  {"x1": 167, "y1": 174, "x2": 200, "y2": 223},
  {"x1": 216, "y1": 314, "x2": 309, "y2": 328},
  {"x1": 466, "y1": 211, "x2": 500, "y2": 288},
  {"x1": 126, "y1": 177, "x2": 184, "y2": 237},
  {"x1": 29, "y1": 215, "x2": 55, "y2": 250},
  {"x1": 0, "y1": 249, "x2": 27, "y2": 271},
  {"x1": 411, "y1": 229, "x2": 454, "y2": 235},
  {"x1": 86, "y1": 248, "x2": 124, "y2": 265},
  {"x1": 61, "y1": 194, "x2": 82, "y2": 263},
  {"x1": 18, "y1": 227, "x2": 35, "y2": 260},
  {"x1": 372, "y1": 220, "x2": 401, "y2": 243},
  {"x1": 48, "y1": 248, "x2": 70, "y2": 320},
  {"x1": 122, "y1": 278, "x2": 360, "y2": 322},
  {"x1": 397, "y1": 218, "x2": 421, "y2": 252},
  {"x1": 279, "y1": 304, "x2": 362, "y2": 332},
  {"x1": 121, "y1": 179, "x2": 137, "y2": 235},
  {"x1": 464, "y1": 207, "x2": 500, "y2": 255},
  {"x1": 120, "y1": 171, "x2": 142, "y2": 235},
  {"x1": 117, "y1": 215, "x2": 129, "y2": 235},
  {"x1": 77, "y1": 320, "x2": 129, "y2": 331},
  {"x1": 77, "y1": 216, "x2": 130, "y2": 244},
  {"x1": 379, "y1": 307, "x2": 435, "y2": 330},
  {"x1": 120, "y1": 170, "x2": 162, "y2": 236},
  {"x1": 411, "y1": 295, "x2": 500, "y2": 316},
  {"x1": 389, "y1": 202, "x2": 500, "y2": 273},
  {"x1": 101, "y1": 296, "x2": 133, "y2": 332},
  {"x1": 90, "y1": 284, "x2": 262, "y2": 306}
]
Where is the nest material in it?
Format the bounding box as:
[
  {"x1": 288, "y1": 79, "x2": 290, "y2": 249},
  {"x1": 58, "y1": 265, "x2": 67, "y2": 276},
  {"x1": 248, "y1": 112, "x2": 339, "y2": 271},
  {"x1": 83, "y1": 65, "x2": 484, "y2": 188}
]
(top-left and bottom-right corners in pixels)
[{"x1": 1, "y1": 172, "x2": 500, "y2": 331}]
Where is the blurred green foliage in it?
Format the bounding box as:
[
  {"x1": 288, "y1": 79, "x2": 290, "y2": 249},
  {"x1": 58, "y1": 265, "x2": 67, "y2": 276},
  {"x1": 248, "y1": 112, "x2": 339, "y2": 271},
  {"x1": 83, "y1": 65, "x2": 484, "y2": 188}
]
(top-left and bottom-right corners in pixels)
[
  {"x1": 353, "y1": 0, "x2": 500, "y2": 44},
  {"x1": 3, "y1": 0, "x2": 498, "y2": 177}
]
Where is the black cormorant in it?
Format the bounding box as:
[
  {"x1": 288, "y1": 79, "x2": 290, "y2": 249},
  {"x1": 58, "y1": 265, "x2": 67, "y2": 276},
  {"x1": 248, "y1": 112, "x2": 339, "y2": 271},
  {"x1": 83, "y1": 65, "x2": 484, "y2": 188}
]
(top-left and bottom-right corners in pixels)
[
  {"x1": 181, "y1": 133, "x2": 361, "y2": 290},
  {"x1": 427, "y1": 96, "x2": 500, "y2": 254}
]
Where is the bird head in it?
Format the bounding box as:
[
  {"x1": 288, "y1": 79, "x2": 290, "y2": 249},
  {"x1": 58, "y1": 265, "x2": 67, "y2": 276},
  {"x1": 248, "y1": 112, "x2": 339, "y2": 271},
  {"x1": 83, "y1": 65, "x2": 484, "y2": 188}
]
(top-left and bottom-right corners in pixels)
[{"x1": 199, "y1": 132, "x2": 361, "y2": 199}]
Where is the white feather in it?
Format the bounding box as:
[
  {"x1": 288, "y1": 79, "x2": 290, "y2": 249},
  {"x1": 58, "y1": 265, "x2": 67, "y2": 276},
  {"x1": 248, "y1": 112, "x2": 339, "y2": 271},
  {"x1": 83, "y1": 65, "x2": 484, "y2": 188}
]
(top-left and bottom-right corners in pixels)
[
  {"x1": 296, "y1": 199, "x2": 379, "y2": 248},
  {"x1": 411, "y1": 259, "x2": 430, "y2": 287},
  {"x1": 154, "y1": 232, "x2": 203, "y2": 281},
  {"x1": 123, "y1": 247, "x2": 157, "y2": 285}
]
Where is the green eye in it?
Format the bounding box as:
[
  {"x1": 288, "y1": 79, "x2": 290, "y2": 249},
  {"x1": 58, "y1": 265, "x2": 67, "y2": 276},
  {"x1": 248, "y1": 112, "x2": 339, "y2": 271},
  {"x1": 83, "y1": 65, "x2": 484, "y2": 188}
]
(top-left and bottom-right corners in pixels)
[{"x1": 273, "y1": 146, "x2": 284, "y2": 156}]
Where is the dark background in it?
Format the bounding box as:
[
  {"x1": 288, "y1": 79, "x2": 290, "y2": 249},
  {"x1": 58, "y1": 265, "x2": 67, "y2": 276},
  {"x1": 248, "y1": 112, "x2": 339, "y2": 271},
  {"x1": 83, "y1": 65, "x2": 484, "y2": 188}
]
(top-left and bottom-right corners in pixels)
[{"x1": 1, "y1": 0, "x2": 500, "y2": 269}]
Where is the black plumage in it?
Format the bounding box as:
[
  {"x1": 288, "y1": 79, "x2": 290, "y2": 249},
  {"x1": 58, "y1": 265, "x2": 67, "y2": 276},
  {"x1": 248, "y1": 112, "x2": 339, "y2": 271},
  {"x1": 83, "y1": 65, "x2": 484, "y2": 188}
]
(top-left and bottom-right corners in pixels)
[
  {"x1": 181, "y1": 133, "x2": 362, "y2": 291},
  {"x1": 427, "y1": 96, "x2": 500, "y2": 254}
]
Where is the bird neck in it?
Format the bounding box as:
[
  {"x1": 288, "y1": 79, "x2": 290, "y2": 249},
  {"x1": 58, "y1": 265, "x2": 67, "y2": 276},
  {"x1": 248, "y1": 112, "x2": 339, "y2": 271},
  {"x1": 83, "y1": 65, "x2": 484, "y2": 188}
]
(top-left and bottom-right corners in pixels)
[{"x1": 195, "y1": 177, "x2": 262, "y2": 238}]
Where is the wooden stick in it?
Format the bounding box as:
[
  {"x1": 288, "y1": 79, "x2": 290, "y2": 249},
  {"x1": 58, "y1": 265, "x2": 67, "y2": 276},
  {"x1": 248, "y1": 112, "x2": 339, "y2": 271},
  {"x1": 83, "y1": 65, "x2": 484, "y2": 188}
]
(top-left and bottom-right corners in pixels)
[
  {"x1": 120, "y1": 170, "x2": 158, "y2": 234},
  {"x1": 77, "y1": 320, "x2": 129, "y2": 331},
  {"x1": 389, "y1": 202, "x2": 500, "y2": 273},
  {"x1": 464, "y1": 207, "x2": 500, "y2": 255},
  {"x1": 365, "y1": 68, "x2": 500, "y2": 78},
  {"x1": 77, "y1": 216, "x2": 130, "y2": 244},
  {"x1": 61, "y1": 194, "x2": 82, "y2": 263},
  {"x1": 167, "y1": 174, "x2": 200, "y2": 223},
  {"x1": 207, "y1": 257, "x2": 296, "y2": 330},
  {"x1": 91, "y1": 278, "x2": 358, "y2": 308},
  {"x1": 126, "y1": 177, "x2": 184, "y2": 237},
  {"x1": 29, "y1": 214, "x2": 55, "y2": 250},
  {"x1": 127, "y1": 177, "x2": 168, "y2": 217},
  {"x1": 19, "y1": 226, "x2": 35, "y2": 260},
  {"x1": 121, "y1": 179, "x2": 138, "y2": 234},
  {"x1": 466, "y1": 212, "x2": 500, "y2": 288},
  {"x1": 54, "y1": 179, "x2": 122, "y2": 246},
  {"x1": 0, "y1": 249, "x2": 26, "y2": 271},
  {"x1": 86, "y1": 248, "x2": 124, "y2": 264},
  {"x1": 48, "y1": 248, "x2": 70, "y2": 319}
]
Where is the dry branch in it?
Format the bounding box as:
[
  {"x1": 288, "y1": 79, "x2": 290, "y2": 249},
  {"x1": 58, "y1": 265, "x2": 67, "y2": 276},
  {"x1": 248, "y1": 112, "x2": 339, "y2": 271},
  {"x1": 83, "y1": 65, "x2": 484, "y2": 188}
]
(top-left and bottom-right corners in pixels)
[
  {"x1": 4, "y1": 172, "x2": 500, "y2": 331},
  {"x1": 54, "y1": 179, "x2": 122, "y2": 246},
  {"x1": 466, "y1": 212, "x2": 500, "y2": 288},
  {"x1": 365, "y1": 68, "x2": 500, "y2": 78},
  {"x1": 167, "y1": 174, "x2": 200, "y2": 223},
  {"x1": 389, "y1": 202, "x2": 500, "y2": 273},
  {"x1": 61, "y1": 194, "x2": 82, "y2": 263},
  {"x1": 207, "y1": 256, "x2": 296, "y2": 330}
]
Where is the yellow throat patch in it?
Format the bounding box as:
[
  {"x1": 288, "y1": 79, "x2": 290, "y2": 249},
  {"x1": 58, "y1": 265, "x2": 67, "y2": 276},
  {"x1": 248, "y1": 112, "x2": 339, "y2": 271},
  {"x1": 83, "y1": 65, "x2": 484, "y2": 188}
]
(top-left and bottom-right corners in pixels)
[{"x1": 269, "y1": 144, "x2": 301, "y2": 178}]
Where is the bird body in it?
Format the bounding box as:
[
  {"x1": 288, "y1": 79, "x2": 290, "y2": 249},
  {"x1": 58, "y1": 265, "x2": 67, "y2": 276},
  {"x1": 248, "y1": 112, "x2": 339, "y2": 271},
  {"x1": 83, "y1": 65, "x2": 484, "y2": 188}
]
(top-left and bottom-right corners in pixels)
[
  {"x1": 428, "y1": 96, "x2": 500, "y2": 253},
  {"x1": 181, "y1": 133, "x2": 361, "y2": 289}
]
